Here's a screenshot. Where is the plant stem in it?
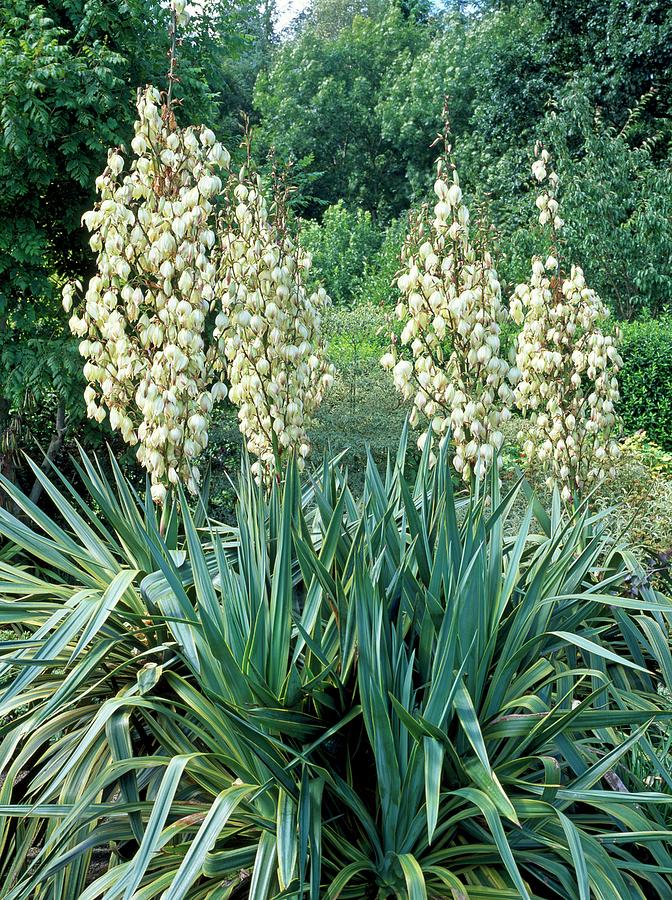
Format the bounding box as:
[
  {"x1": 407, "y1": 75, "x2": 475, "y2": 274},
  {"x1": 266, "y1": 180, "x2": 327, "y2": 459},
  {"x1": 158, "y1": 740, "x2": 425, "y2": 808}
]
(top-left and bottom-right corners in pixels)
[{"x1": 166, "y1": 6, "x2": 178, "y2": 108}]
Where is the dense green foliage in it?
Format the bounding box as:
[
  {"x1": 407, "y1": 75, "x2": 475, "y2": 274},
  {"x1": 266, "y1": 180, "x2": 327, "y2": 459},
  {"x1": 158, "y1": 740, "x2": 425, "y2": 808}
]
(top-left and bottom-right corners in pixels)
[
  {"x1": 300, "y1": 204, "x2": 404, "y2": 307},
  {"x1": 300, "y1": 204, "x2": 383, "y2": 305},
  {"x1": 619, "y1": 320, "x2": 672, "y2": 451},
  {"x1": 257, "y1": 0, "x2": 672, "y2": 314},
  {"x1": 2, "y1": 444, "x2": 672, "y2": 897},
  {"x1": 254, "y1": 8, "x2": 425, "y2": 217}
]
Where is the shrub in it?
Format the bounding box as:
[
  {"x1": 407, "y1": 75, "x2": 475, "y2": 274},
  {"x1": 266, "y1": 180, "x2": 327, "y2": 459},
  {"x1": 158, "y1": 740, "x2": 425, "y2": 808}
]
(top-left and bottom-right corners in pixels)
[
  {"x1": 618, "y1": 319, "x2": 672, "y2": 450},
  {"x1": 357, "y1": 216, "x2": 406, "y2": 307},
  {"x1": 1, "y1": 444, "x2": 672, "y2": 896},
  {"x1": 323, "y1": 302, "x2": 390, "y2": 374},
  {"x1": 620, "y1": 431, "x2": 672, "y2": 479},
  {"x1": 300, "y1": 204, "x2": 405, "y2": 309},
  {"x1": 299, "y1": 202, "x2": 384, "y2": 306},
  {"x1": 599, "y1": 431, "x2": 672, "y2": 553}
]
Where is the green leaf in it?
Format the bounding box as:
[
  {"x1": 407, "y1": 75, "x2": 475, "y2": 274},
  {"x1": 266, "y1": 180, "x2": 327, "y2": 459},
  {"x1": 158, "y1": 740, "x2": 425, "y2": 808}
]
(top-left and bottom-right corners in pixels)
[
  {"x1": 247, "y1": 829, "x2": 277, "y2": 900},
  {"x1": 118, "y1": 755, "x2": 194, "y2": 900},
  {"x1": 397, "y1": 853, "x2": 428, "y2": 900},
  {"x1": 423, "y1": 736, "x2": 443, "y2": 844},
  {"x1": 277, "y1": 789, "x2": 298, "y2": 890},
  {"x1": 162, "y1": 783, "x2": 256, "y2": 900},
  {"x1": 556, "y1": 811, "x2": 589, "y2": 900},
  {"x1": 550, "y1": 631, "x2": 648, "y2": 672}
]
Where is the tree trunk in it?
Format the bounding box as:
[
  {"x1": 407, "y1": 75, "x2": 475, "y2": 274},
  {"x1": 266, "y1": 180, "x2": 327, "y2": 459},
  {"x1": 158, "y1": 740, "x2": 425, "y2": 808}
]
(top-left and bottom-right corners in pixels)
[
  {"x1": 0, "y1": 397, "x2": 18, "y2": 509},
  {"x1": 29, "y1": 401, "x2": 67, "y2": 506}
]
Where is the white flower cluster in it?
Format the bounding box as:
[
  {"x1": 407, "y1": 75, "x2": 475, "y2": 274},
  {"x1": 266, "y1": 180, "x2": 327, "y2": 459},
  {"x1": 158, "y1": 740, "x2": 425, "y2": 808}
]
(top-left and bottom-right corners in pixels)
[
  {"x1": 216, "y1": 167, "x2": 334, "y2": 482},
  {"x1": 381, "y1": 157, "x2": 514, "y2": 480},
  {"x1": 63, "y1": 85, "x2": 230, "y2": 503},
  {"x1": 172, "y1": 0, "x2": 190, "y2": 28},
  {"x1": 531, "y1": 146, "x2": 564, "y2": 232},
  {"x1": 510, "y1": 148, "x2": 622, "y2": 503}
]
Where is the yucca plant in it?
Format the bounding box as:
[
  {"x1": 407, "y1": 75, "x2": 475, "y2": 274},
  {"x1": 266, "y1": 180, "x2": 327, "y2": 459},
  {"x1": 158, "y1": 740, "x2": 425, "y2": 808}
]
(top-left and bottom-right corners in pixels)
[{"x1": 1, "y1": 433, "x2": 672, "y2": 898}]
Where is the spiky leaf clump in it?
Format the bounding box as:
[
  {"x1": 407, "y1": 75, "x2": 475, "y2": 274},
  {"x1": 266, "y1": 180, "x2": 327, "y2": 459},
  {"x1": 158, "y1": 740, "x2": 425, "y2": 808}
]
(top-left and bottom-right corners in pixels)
[{"x1": 0, "y1": 440, "x2": 671, "y2": 897}]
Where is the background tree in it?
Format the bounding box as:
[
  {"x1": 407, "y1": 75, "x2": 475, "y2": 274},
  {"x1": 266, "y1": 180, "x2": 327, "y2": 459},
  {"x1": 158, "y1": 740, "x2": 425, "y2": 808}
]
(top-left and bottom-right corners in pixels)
[
  {"x1": 253, "y1": 7, "x2": 429, "y2": 217},
  {"x1": 299, "y1": 0, "x2": 391, "y2": 37},
  {"x1": 260, "y1": 0, "x2": 671, "y2": 319},
  {"x1": 539, "y1": 0, "x2": 672, "y2": 134}
]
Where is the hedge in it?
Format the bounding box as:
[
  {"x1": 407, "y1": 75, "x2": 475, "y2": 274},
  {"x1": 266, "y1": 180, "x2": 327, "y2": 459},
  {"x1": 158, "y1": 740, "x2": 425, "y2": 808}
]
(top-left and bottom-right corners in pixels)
[{"x1": 618, "y1": 319, "x2": 672, "y2": 450}]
